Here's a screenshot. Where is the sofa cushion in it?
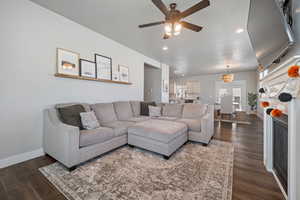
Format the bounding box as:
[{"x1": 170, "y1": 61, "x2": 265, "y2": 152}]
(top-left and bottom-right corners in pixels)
[
  {"x1": 91, "y1": 103, "x2": 117, "y2": 123},
  {"x1": 114, "y1": 101, "x2": 134, "y2": 120},
  {"x1": 130, "y1": 101, "x2": 141, "y2": 117},
  {"x1": 79, "y1": 127, "x2": 114, "y2": 147},
  {"x1": 57, "y1": 105, "x2": 85, "y2": 130},
  {"x1": 140, "y1": 101, "x2": 156, "y2": 116},
  {"x1": 80, "y1": 111, "x2": 100, "y2": 130},
  {"x1": 177, "y1": 118, "x2": 201, "y2": 132},
  {"x1": 126, "y1": 116, "x2": 151, "y2": 123},
  {"x1": 162, "y1": 104, "x2": 183, "y2": 118},
  {"x1": 101, "y1": 121, "x2": 135, "y2": 137},
  {"x1": 155, "y1": 116, "x2": 178, "y2": 121},
  {"x1": 128, "y1": 119, "x2": 187, "y2": 143},
  {"x1": 182, "y1": 104, "x2": 208, "y2": 118}
]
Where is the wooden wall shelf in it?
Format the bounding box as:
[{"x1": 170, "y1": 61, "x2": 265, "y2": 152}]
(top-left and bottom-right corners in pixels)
[{"x1": 54, "y1": 73, "x2": 132, "y2": 85}]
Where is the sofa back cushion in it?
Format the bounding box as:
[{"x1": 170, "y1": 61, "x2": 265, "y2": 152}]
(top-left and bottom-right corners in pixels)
[
  {"x1": 91, "y1": 103, "x2": 117, "y2": 123},
  {"x1": 113, "y1": 101, "x2": 134, "y2": 120},
  {"x1": 56, "y1": 103, "x2": 91, "y2": 112},
  {"x1": 182, "y1": 103, "x2": 208, "y2": 118},
  {"x1": 57, "y1": 104, "x2": 85, "y2": 130},
  {"x1": 140, "y1": 101, "x2": 156, "y2": 116},
  {"x1": 162, "y1": 104, "x2": 183, "y2": 118},
  {"x1": 130, "y1": 101, "x2": 141, "y2": 117}
]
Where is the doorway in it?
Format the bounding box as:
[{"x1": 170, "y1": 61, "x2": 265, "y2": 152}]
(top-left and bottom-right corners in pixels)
[
  {"x1": 144, "y1": 63, "x2": 162, "y2": 102},
  {"x1": 215, "y1": 80, "x2": 247, "y2": 111}
]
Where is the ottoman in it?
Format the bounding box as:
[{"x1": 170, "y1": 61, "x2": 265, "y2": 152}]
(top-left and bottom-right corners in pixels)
[{"x1": 128, "y1": 119, "x2": 188, "y2": 159}]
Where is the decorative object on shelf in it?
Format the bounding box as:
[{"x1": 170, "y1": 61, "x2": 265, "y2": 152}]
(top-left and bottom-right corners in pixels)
[
  {"x1": 248, "y1": 92, "x2": 258, "y2": 111},
  {"x1": 278, "y1": 92, "x2": 293, "y2": 102},
  {"x1": 118, "y1": 65, "x2": 129, "y2": 83},
  {"x1": 287, "y1": 65, "x2": 299, "y2": 77},
  {"x1": 261, "y1": 101, "x2": 270, "y2": 108},
  {"x1": 57, "y1": 48, "x2": 80, "y2": 76},
  {"x1": 258, "y1": 64, "x2": 264, "y2": 72},
  {"x1": 266, "y1": 108, "x2": 274, "y2": 115},
  {"x1": 270, "y1": 109, "x2": 283, "y2": 118},
  {"x1": 79, "y1": 59, "x2": 96, "y2": 78},
  {"x1": 222, "y1": 66, "x2": 234, "y2": 83},
  {"x1": 259, "y1": 87, "x2": 266, "y2": 93},
  {"x1": 95, "y1": 54, "x2": 112, "y2": 80},
  {"x1": 112, "y1": 71, "x2": 120, "y2": 81}
]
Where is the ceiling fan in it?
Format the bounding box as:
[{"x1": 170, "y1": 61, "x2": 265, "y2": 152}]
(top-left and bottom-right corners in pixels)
[{"x1": 138, "y1": 0, "x2": 210, "y2": 39}]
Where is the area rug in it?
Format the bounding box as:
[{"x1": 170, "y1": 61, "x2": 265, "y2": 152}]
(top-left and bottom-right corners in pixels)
[{"x1": 40, "y1": 140, "x2": 234, "y2": 200}]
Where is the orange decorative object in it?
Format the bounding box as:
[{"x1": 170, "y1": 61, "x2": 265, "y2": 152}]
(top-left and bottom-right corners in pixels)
[
  {"x1": 271, "y1": 109, "x2": 283, "y2": 117},
  {"x1": 288, "y1": 65, "x2": 300, "y2": 78},
  {"x1": 261, "y1": 101, "x2": 270, "y2": 108}
]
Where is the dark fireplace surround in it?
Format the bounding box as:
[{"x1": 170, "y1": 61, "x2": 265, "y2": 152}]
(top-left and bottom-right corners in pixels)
[{"x1": 273, "y1": 114, "x2": 288, "y2": 194}]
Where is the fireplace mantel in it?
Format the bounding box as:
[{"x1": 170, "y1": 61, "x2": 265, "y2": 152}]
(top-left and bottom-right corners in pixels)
[
  {"x1": 262, "y1": 55, "x2": 300, "y2": 200},
  {"x1": 260, "y1": 55, "x2": 300, "y2": 114}
]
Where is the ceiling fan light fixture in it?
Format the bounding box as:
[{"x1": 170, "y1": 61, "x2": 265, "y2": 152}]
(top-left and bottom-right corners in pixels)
[
  {"x1": 164, "y1": 23, "x2": 172, "y2": 33},
  {"x1": 174, "y1": 22, "x2": 182, "y2": 32},
  {"x1": 173, "y1": 31, "x2": 180, "y2": 36}
]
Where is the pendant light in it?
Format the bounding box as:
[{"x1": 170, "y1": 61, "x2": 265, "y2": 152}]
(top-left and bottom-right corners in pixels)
[{"x1": 222, "y1": 66, "x2": 234, "y2": 83}]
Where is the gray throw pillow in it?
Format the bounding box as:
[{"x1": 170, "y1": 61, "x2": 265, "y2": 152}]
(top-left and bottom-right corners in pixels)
[
  {"x1": 149, "y1": 106, "x2": 161, "y2": 117},
  {"x1": 80, "y1": 111, "x2": 100, "y2": 130},
  {"x1": 58, "y1": 105, "x2": 85, "y2": 130}
]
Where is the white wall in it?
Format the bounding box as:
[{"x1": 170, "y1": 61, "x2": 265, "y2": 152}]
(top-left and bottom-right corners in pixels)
[
  {"x1": 0, "y1": 0, "x2": 167, "y2": 161},
  {"x1": 172, "y1": 70, "x2": 258, "y2": 107}
]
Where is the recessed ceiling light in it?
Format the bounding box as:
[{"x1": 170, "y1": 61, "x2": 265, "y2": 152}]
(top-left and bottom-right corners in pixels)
[
  {"x1": 236, "y1": 28, "x2": 244, "y2": 34},
  {"x1": 162, "y1": 46, "x2": 168, "y2": 51}
]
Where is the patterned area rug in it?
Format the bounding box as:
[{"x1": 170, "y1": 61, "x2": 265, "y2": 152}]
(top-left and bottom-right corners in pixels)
[{"x1": 40, "y1": 140, "x2": 234, "y2": 200}]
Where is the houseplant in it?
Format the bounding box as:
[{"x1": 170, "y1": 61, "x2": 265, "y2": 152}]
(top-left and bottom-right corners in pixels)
[{"x1": 248, "y1": 92, "x2": 258, "y2": 114}]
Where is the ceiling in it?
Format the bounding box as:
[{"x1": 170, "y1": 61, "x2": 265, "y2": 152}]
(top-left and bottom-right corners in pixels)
[{"x1": 29, "y1": 0, "x2": 259, "y2": 77}]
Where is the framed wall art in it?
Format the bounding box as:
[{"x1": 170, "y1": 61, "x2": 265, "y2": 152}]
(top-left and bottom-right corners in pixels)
[
  {"x1": 118, "y1": 65, "x2": 129, "y2": 83},
  {"x1": 95, "y1": 54, "x2": 112, "y2": 80},
  {"x1": 57, "y1": 48, "x2": 80, "y2": 76},
  {"x1": 80, "y1": 59, "x2": 96, "y2": 78}
]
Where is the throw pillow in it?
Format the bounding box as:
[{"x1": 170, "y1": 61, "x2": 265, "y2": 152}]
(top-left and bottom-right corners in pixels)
[
  {"x1": 58, "y1": 105, "x2": 85, "y2": 130},
  {"x1": 80, "y1": 111, "x2": 100, "y2": 130},
  {"x1": 149, "y1": 106, "x2": 161, "y2": 117},
  {"x1": 140, "y1": 101, "x2": 156, "y2": 116}
]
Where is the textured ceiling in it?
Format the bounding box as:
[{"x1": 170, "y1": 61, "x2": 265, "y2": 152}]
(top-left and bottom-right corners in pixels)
[{"x1": 29, "y1": 0, "x2": 258, "y2": 77}]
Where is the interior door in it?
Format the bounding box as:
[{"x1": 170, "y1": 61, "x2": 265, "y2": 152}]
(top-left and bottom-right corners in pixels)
[{"x1": 215, "y1": 81, "x2": 247, "y2": 111}]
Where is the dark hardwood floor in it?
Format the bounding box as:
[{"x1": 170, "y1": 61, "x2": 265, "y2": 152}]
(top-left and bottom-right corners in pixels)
[{"x1": 0, "y1": 115, "x2": 285, "y2": 200}]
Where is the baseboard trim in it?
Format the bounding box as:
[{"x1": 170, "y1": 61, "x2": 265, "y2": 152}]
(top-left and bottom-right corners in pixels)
[
  {"x1": 0, "y1": 148, "x2": 45, "y2": 169},
  {"x1": 271, "y1": 169, "x2": 288, "y2": 200}
]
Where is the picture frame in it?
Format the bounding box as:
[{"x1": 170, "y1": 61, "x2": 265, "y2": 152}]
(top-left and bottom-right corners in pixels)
[
  {"x1": 80, "y1": 59, "x2": 96, "y2": 78},
  {"x1": 112, "y1": 71, "x2": 120, "y2": 81},
  {"x1": 118, "y1": 65, "x2": 129, "y2": 83},
  {"x1": 57, "y1": 48, "x2": 80, "y2": 76},
  {"x1": 95, "y1": 54, "x2": 112, "y2": 80}
]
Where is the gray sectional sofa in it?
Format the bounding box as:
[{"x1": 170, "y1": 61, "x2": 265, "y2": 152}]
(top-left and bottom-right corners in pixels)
[{"x1": 43, "y1": 101, "x2": 214, "y2": 170}]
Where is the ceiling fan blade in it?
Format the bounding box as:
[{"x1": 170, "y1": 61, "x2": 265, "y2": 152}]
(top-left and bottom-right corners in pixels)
[
  {"x1": 181, "y1": 21, "x2": 203, "y2": 32},
  {"x1": 163, "y1": 34, "x2": 170, "y2": 39},
  {"x1": 139, "y1": 21, "x2": 165, "y2": 28},
  {"x1": 152, "y1": 0, "x2": 169, "y2": 16},
  {"x1": 180, "y1": 0, "x2": 210, "y2": 19}
]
